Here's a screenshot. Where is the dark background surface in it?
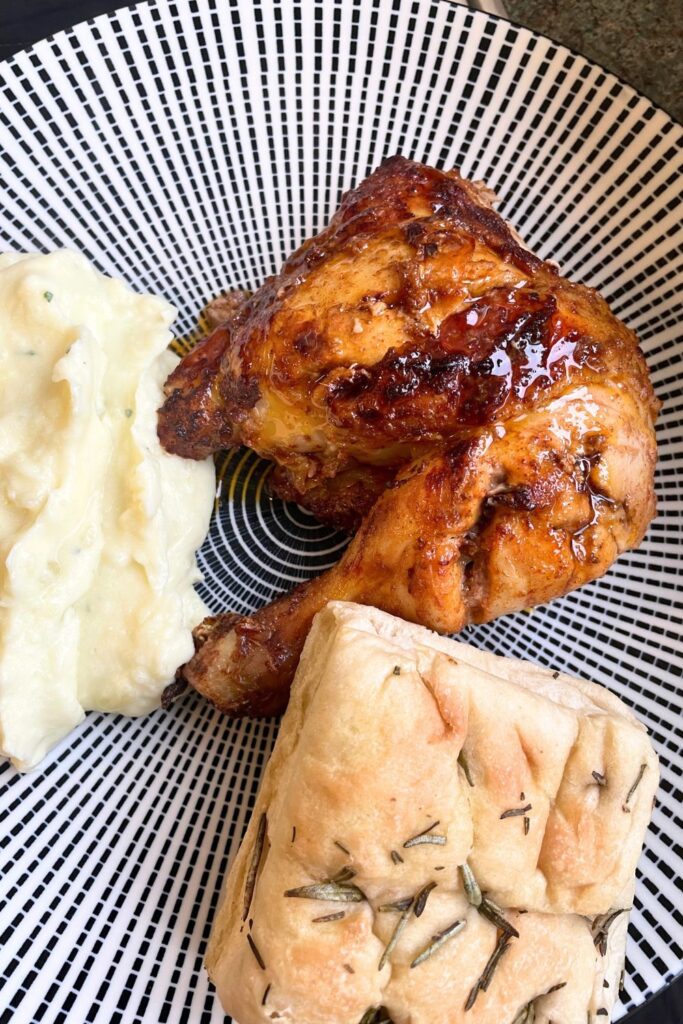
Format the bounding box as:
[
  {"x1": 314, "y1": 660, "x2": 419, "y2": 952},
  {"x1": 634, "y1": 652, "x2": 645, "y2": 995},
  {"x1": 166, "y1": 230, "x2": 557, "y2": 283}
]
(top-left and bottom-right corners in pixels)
[
  {"x1": 0, "y1": 2, "x2": 681, "y2": 1023},
  {"x1": 505, "y1": 0, "x2": 682, "y2": 122},
  {"x1": 1, "y1": 0, "x2": 680, "y2": 120}
]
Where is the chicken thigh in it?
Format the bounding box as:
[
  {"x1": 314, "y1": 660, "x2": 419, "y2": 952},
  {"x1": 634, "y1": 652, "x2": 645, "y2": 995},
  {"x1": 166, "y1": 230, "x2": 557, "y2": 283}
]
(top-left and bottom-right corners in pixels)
[{"x1": 158, "y1": 157, "x2": 658, "y2": 716}]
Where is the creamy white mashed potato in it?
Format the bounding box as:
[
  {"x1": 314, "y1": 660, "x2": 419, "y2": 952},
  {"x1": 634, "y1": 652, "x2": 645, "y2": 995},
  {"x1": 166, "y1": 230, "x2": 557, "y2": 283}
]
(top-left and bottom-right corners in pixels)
[{"x1": 0, "y1": 251, "x2": 215, "y2": 771}]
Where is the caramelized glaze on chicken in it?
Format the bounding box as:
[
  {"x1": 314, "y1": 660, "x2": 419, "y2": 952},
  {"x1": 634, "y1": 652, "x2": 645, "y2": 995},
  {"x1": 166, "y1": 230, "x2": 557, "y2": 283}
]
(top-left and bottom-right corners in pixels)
[{"x1": 158, "y1": 157, "x2": 659, "y2": 716}]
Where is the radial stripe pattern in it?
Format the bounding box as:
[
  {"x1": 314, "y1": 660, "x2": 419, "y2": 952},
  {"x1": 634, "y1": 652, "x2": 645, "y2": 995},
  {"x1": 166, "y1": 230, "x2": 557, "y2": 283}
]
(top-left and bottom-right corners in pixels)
[{"x1": 0, "y1": 1, "x2": 681, "y2": 1021}]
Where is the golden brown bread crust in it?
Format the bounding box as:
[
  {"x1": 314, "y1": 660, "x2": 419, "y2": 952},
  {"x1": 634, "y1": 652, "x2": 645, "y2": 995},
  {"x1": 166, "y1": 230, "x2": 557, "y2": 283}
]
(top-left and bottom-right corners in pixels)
[
  {"x1": 207, "y1": 602, "x2": 658, "y2": 1024},
  {"x1": 158, "y1": 157, "x2": 659, "y2": 716}
]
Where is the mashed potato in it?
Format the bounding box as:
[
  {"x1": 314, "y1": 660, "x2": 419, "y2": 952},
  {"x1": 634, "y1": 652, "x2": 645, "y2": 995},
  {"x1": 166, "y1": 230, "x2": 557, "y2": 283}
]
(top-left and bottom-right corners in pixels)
[{"x1": 0, "y1": 251, "x2": 215, "y2": 770}]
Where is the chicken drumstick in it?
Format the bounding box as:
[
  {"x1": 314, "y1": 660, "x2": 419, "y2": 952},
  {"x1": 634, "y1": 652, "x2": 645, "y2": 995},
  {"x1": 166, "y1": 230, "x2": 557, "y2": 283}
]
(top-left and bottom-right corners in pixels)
[{"x1": 158, "y1": 157, "x2": 658, "y2": 716}]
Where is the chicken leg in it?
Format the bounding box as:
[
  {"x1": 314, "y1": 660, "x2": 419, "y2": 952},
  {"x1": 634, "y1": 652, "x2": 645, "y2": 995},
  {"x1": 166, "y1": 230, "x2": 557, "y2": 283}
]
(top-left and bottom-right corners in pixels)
[
  {"x1": 182, "y1": 384, "x2": 655, "y2": 715},
  {"x1": 158, "y1": 157, "x2": 659, "y2": 716}
]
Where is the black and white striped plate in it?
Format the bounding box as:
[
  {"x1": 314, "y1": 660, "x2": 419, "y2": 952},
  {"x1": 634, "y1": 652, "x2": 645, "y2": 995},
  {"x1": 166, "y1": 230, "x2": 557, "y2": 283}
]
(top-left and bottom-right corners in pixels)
[{"x1": 1, "y1": 1, "x2": 682, "y2": 1021}]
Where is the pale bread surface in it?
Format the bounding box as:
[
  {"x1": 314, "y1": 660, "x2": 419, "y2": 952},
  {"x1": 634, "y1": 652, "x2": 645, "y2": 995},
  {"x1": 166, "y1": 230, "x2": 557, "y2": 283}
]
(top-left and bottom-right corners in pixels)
[{"x1": 208, "y1": 602, "x2": 658, "y2": 1024}]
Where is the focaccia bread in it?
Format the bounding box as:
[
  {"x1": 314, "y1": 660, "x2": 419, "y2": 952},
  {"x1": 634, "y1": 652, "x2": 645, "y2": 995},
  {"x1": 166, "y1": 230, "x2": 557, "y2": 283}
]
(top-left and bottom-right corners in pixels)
[{"x1": 207, "y1": 602, "x2": 658, "y2": 1024}]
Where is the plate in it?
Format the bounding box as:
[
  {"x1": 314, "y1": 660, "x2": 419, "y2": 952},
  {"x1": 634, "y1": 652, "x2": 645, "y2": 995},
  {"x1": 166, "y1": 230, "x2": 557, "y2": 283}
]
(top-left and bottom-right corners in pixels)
[{"x1": 1, "y1": 1, "x2": 682, "y2": 1021}]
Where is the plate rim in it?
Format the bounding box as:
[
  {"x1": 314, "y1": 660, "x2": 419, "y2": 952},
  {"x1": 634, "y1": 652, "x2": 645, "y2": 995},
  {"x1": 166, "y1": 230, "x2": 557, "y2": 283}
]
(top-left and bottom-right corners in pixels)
[
  {"x1": 1, "y1": 1, "x2": 681, "y2": 1021},
  {"x1": 1, "y1": 0, "x2": 682, "y2": 135},
  {"x1": 462, "y1": 1, "x2": 683, "y2": 129}
]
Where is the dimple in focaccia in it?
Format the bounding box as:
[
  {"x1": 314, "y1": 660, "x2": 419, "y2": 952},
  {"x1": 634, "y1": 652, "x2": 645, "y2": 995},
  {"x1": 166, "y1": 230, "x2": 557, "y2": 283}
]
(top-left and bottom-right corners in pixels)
[{"x1": 158, "y1": 156, "x2": 659, "y2": 716}]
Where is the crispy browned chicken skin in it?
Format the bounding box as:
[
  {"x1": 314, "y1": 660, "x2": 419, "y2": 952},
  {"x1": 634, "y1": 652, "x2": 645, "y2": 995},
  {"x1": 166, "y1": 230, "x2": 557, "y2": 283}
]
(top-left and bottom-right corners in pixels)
[{"x1": 159, "y1": 156, "x2": 659, "y2": 716}]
